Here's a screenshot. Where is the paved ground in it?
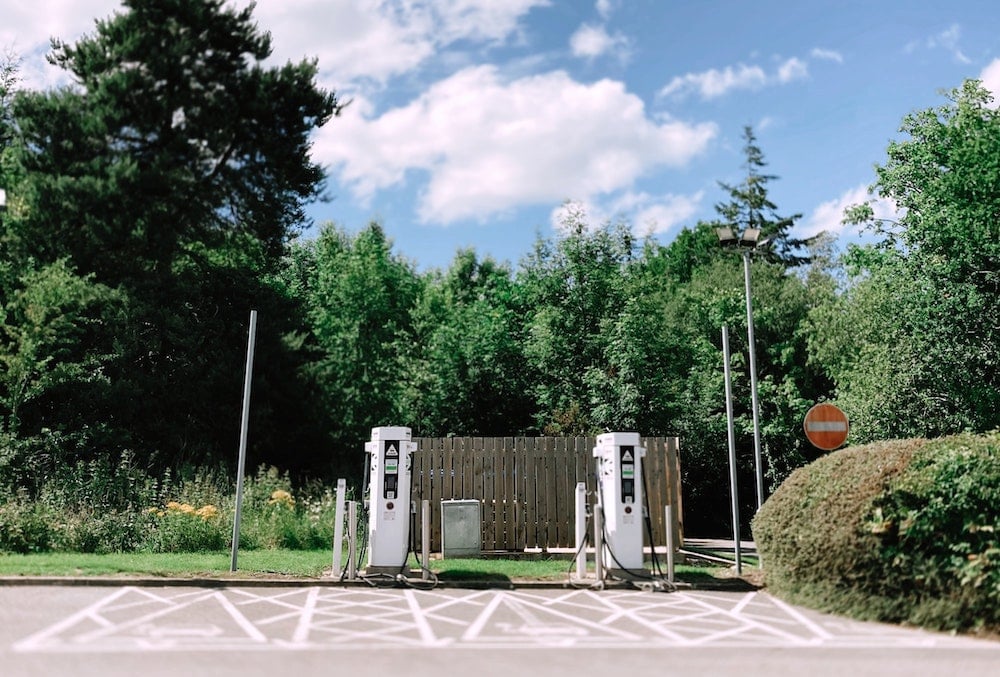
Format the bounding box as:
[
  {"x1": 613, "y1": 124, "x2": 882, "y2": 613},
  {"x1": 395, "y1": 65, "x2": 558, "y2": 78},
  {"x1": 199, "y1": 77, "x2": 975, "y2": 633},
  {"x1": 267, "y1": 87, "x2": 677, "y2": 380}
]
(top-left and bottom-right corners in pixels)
[{"x1": 1, "y1": 584, "x2": 996, "y2": 676}]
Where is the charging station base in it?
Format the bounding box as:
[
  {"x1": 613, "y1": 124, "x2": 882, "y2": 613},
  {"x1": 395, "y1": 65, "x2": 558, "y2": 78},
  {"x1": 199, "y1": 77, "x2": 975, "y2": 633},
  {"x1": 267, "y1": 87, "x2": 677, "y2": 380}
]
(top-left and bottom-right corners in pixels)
[
  {"x1": 364, "y1": 565, "x2": 410, "y2": 576},
  {"x1": 608, "y1": 568, "x2": 650, "y2": 581}
]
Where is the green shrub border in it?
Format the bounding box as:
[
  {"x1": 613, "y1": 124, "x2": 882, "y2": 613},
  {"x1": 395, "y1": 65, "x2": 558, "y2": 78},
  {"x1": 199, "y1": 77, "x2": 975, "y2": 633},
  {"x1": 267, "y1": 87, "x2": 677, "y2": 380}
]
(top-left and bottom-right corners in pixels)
[{"x1": 753, "y1": 433, "x2": 1000, "y2": 634}]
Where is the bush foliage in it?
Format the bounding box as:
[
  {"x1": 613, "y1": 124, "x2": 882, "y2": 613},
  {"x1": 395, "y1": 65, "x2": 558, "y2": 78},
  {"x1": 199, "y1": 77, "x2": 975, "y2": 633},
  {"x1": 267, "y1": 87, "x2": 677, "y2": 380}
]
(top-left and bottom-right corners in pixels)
[
  {"x1": 0, "y1": 459, "x2": 341, "y2": 554},
  {"x1": 753, "y1": 433, "x2": 1000, "y2": 633}
]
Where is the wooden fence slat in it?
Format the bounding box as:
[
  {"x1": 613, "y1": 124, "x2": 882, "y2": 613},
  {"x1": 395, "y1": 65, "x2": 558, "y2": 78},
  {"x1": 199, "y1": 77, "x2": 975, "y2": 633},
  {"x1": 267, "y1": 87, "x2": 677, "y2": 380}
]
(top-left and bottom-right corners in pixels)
[
  {"x1": 669, "y1": 437, "x2": 683, "y2": 546},
  {"x1": 544, "y1": 437, "x2": 557, "y2": 549},
  {"x1": 435, "y1": 437, "x2": 446, "y2": 549},
  {"x1": 491, "y1": 438, "x2": 504, "y2": 550},
  {"x1": 463, "y1": 437, "x2": 475, "y2": 498},
  {"x1": 522, "y1": 437, "x2": 536, "y2": 549},
  {"x1": 648, "y1": 437, "x2": 665, "y2": 547},
  {"x1": 550, "y1": 437, "x2": 564, "y2": 548},
  {"x1": 558, "y1": 438, "x2": 574, "y2": 546},
  {"x1": 495, "y1": 437, "x2": 505, "y2": 550},
  {"x1": 478, "y1": 438, "x2": 492, "y2": 550},
  {"x1": 513, "y1": 437, "x2": 526, "y2": 551}
]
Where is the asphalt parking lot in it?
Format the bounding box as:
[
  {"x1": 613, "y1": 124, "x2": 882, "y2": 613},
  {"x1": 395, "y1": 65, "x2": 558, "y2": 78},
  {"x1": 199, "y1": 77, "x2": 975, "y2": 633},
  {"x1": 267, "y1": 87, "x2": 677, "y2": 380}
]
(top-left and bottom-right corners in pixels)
[{"x1": 1, "y1": 584, "x2": 996, "y2": 677}]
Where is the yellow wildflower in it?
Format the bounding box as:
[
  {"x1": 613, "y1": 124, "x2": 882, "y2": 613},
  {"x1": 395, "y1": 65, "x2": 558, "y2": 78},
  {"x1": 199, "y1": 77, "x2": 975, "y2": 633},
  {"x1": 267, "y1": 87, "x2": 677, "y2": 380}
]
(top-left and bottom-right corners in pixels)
[
  {"x1": 268, "y1": 489, "x2": 295, "y2": 507},
  {"x1": 195, "y1": 505, "x2": 219, "y2": 520},
  {"x1": 166, "y1": 501, "x2": 197, "y2": 515}
]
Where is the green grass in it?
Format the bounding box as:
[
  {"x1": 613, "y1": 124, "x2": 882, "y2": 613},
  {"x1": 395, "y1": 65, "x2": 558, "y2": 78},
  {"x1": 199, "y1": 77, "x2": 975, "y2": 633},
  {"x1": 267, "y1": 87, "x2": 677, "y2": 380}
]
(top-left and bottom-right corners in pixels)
[
  {"x1": 0, "y1": 549, "x2": 728, "y2": 584},
  {"x1": 0, "y1": 550, "x2": 334, "y2": 578}
]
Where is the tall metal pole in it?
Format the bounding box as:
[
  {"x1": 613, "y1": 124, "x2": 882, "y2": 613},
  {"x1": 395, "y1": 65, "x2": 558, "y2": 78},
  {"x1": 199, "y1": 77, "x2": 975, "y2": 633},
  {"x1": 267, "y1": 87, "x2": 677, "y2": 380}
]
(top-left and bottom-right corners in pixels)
[
  {"x1": 722, "y1": 325, "x2": 743, "y2": 574},
  {"x1": 742, "y1": 251, "x2": 765, "y2": 513},
  {"x1": 230, "y1": 310, "x2": 257, "y2": 572}
]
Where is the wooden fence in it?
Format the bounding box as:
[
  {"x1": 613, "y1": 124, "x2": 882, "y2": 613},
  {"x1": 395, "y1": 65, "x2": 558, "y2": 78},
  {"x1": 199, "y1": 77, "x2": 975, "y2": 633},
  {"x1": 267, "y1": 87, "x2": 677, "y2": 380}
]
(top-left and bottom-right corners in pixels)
[{"x1": 410, "y1": 437, "x2": 682, "y2": 553}]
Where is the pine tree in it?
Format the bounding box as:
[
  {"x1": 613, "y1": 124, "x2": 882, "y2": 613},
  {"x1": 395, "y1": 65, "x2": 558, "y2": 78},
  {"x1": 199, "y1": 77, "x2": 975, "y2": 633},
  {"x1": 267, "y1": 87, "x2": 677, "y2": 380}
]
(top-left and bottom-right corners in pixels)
[
  {"x1": 715, "y1": 125, "x2": 811, "y2": 266},
  {"x1": 1, "y1": 0, "x2": 343, "y2": 470}
]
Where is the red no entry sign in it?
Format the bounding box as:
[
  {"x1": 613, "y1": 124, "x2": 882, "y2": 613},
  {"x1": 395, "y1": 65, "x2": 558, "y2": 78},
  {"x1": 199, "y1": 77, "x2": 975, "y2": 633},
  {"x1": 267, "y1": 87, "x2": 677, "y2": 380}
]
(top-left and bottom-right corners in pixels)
[{"x1": 803, "y1": 403, "x2": 849, "y2": 450}]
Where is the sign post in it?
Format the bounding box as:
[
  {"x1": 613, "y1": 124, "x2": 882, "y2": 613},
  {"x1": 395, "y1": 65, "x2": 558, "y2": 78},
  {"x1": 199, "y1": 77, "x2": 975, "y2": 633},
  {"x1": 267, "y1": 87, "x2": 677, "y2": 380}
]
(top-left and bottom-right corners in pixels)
[
  {"x1": 230, "y1": 310, "x2": 257, "y2": 572},
  {"x1": 803, "y1": 403, "x2": 849, "y2": 451}
]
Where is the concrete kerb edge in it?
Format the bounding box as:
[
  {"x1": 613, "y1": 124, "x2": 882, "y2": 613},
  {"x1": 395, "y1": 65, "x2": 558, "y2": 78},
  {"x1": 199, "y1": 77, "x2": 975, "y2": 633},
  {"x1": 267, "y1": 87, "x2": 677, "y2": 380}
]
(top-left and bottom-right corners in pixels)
[{"x1": 0, "y1": 575, "x2": 751, "y2": 591}]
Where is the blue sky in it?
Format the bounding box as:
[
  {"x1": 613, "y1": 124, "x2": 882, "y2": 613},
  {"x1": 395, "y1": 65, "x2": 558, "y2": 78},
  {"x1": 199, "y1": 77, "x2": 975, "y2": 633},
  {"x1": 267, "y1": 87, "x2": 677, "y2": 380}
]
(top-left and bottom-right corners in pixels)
[{"x1": 5, "y1": 0, "x2": 1000, "y2": 270}]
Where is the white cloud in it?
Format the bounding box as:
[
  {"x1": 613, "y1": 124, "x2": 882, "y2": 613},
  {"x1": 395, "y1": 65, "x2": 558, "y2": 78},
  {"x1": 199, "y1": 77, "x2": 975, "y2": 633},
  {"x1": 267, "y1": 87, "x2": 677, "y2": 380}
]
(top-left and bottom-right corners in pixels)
[
  {"x1": 979, "y1": 58, "x2": 1000, "y2": 107},
  {"x1": 569, "y1": 23, "x2": 629, "y2": 60},
  {"x1": 256, "y1": 0, "x2": 549, "y2": 88},
  {"x1": 623, "y1": 190, "x2": 704, "y2": 236},
  {"x1": 318, "y1": 65, "x2": 717, "y2": 224},
  {"x1": 659, "y1": 63, "x2": 768, "y2": 99},
  {"x1": 919, "y1": 23, "x2": 971, "y2": 64},
  {"x1": 810, "y1": 48, "x2": 844, "y2": 63},
  {"x1": 549, "y1": 190, "x2": 702, "y2": 237},
  {"x1": 660, "y1": 51, "x2": 840, "y2": 100},
  {"x1": 596, "y1": 0, "x2": 616, "y2": 20},
  {"x1": 3, "y1": 0, "x2": 550, "y2": 91},
  {"x1": 800, "y1": 185, "x2": 900, "y2": 239},
  {"x1": 776, "y1": 57, "x2": 808, "y2": 83},
  {"x1": 0, "y1": 0, "x2": 120, "y2": 89}
]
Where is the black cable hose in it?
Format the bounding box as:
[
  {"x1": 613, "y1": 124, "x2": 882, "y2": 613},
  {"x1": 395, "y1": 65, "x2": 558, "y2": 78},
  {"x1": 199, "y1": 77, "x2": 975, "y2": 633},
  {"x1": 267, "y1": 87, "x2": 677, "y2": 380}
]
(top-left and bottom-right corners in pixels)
[{"x1": 641, "y1": 463, "x2": 666, "y2": 578}]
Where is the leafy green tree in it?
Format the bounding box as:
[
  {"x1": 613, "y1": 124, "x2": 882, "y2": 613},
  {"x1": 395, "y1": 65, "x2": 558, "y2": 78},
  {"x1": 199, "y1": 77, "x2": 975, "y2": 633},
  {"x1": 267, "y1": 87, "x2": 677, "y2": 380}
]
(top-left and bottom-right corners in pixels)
[
  {"x1": 816, "y1": 80, "x2": 1000, "y2": 441},
  {"x1": 404, "y1": 249, "x2": 534, "y2": 436},
  {"x1": 1, "y1": 0, "x2": 341, "y2": 473},
  {"x1": 0, "y1": 260, "x2": 124, "y2": 489},
  {"x1": 0, "y1": 48, "x2": 19, "y2": 151},
  {"x1": 517, "y1": 209, "x2": 634, "y2": 434},
  {"x1": 8, "y1": 0, "x2": 340, "y2": 276},
  {"x1": 292, "y1": 223, "x2": 420, "y2": 474}
]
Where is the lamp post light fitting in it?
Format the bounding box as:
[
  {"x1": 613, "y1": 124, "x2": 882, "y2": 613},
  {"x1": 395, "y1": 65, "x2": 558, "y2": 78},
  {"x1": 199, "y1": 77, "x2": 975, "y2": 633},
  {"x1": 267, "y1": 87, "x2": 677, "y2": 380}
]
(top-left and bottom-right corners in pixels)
[{"x1": 717, "y1": 226, "x2": 767, "y2": 515}]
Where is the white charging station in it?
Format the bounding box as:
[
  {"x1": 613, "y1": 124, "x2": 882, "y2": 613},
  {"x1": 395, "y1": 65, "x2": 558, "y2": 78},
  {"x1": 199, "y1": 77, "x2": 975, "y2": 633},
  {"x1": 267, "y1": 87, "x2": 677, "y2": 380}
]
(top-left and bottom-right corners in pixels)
[
  {"x1": 365, "y1": 426, "x2": 417, "y2": 573},
  {"x1": 593, "y1": 431, "x2": 646, "y2": 577}
]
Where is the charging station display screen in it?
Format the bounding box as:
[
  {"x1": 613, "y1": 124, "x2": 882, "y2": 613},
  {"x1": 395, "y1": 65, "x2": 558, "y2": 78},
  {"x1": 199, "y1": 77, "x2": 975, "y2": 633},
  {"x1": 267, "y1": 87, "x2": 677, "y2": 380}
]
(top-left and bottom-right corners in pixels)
[
  {"x1": 620, "y1": 445, "x2": 635, "y2": 502},
  {"x1": 384, "y1": 441, "x2": 399, "y2": 500}
]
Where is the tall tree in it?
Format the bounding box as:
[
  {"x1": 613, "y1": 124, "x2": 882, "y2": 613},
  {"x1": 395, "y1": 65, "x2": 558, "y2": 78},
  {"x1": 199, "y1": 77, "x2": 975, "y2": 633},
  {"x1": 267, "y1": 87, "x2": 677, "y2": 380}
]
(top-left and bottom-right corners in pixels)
[
  {"x1": 1, "y1": 0, "x2": 341, "y2": 471},
  {"x1": 0, "y1": 48, "x2": 19, "y2": 151},
  {"x1": 517, "y1": 209, "x2": 634, "y2": 435},
  {"x1": 293, "y1": 223, "x2": 421, "y2": 475},
  {"x1": 8, "y1": 0, "x2": 340, "y2": 279},
  {"x1": 404, "y1": 249, "x2": 534, "y2": 437},
  {"x1": 714, "y1": 126, "x2": 810, "y2": 267},
  {"x1": 817, "y1": 80, "x2": 1000, "y2": 441}
]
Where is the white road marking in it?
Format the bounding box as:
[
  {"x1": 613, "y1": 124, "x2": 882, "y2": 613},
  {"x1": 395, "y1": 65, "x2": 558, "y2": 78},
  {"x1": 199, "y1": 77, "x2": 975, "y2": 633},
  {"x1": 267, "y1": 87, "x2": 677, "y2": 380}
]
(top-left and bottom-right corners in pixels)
[
  {"x1": 12, "y1": 587, "x2": 998, "y2": 654},
  {"x1": 291, "y1": 586, "x2": 320, "y2": 643}
]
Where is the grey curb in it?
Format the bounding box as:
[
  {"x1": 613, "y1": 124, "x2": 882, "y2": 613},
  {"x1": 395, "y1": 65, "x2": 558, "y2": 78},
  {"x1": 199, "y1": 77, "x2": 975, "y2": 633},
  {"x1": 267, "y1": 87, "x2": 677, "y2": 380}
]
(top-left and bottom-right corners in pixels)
[{"x1": 0, "y1": 575, "x2": 753, "y2": 591}]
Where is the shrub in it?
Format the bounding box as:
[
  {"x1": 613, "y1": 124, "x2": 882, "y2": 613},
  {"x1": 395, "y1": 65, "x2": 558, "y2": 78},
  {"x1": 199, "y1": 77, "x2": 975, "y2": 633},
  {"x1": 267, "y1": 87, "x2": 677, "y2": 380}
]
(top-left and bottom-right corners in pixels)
[
  {"x1": 237, "y1": 469, "x2": 340, "y2": 550},
  {"x1": 54, "y1": 509, "x2": 147, "y2": 553},
  {"x1": 143, "y1": 501, "x2": 228, "y2": 552},
  {"x1": 753, "y1": 433, "x2": 1000, "y2": 634},
  {"x1": 0, "y1": 459, "x2": 346, "y2": 554},
  {"x1": 0, "y1": 493, "x2": 59, "y2": 553}
]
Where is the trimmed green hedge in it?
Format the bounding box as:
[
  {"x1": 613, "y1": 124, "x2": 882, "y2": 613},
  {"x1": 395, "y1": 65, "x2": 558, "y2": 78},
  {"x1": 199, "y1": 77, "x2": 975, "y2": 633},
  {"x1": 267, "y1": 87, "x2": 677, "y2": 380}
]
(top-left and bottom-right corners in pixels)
[{"x1": 753, "y1": 433, "x2": 1000, "y2": 634}]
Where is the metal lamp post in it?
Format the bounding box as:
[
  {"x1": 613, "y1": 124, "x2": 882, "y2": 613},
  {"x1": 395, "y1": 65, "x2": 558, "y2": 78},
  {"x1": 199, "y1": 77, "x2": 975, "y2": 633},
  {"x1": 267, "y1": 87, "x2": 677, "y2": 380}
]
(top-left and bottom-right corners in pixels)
[{"x1": 716, "y1": 226, "x2": 766, "y2": 513}]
